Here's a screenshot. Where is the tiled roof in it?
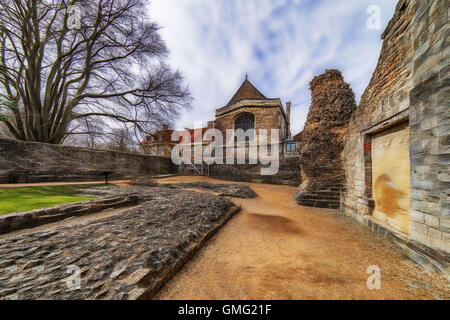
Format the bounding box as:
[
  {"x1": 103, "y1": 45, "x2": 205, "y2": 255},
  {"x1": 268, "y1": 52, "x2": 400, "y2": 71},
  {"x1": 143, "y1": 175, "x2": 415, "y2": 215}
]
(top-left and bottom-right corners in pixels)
[
  {"x1": 142, "y1": 128, "x2": 209, "y2": 145},
  {"x1": 293, "y1": 131, "x2": 303, "y2": 142},
  {"x1": 226, "y1": 78, "x2": 268, "y2": 107},
  {"x1": 182, "y1": 128, "x2": 209, "y2": 143}
]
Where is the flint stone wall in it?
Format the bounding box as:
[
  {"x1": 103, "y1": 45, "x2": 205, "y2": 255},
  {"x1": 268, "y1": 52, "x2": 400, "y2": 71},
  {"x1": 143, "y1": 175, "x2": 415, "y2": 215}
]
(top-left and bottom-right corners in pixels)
[
  {"x1": 295, "y1": 69, "x2": 357, "y2": 208},
  {"x1": 341, "y1": 0, "x2": 449, "y2": 258},
  {"x1": 0, "y1": 138, "x2": 176, "y2": 183},
  {"x1": 209, "y1": 156, "x2": 301, "y2": 186}
]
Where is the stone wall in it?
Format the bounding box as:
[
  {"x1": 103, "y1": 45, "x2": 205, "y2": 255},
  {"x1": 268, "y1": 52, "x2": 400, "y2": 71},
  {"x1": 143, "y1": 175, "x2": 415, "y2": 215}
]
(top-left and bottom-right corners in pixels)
[
  {"x1": 408, "y1": 0, "x2": 449, "y2": 253},
  {"x1": 341, "y1": 0, "x2": 449, "y2": 255},
  {"x1": 209, "y1": 156, "x2": 301, "y2": 186},
  {"x1": 0, "y1": 138, "x2": 176, "y2": 183},
  {"x1": 296, "y1": 69, "x2": 357, "y2": 208}
]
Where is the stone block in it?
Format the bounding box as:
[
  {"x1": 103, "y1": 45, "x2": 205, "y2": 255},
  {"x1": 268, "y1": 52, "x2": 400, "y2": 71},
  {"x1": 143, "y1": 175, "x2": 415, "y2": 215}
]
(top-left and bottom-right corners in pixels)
[
  {"x1": 410, "y1": 221, "x2": 428, "y2": 235},
  {"x1": 428, "y1": 228, "x2": 443, "y2": 244},
  {"x1": 411, "y1": 189, "x2": 424, "y2": 200},
  {"x1": 424, "y1": 213, "x2": 440, "y2": 228},
  {"x1": 440, "y1": 217, "x2": 450, "y2": 232},
  {"x1": 409, "y1": 229, "x2": 430, "y2": 247},
  {"x1": 410, "y1": 178, "x2": 435, "y2": 191},
  {"x1": 410, "y1": 210, "x2": 425, "y2": 223}
]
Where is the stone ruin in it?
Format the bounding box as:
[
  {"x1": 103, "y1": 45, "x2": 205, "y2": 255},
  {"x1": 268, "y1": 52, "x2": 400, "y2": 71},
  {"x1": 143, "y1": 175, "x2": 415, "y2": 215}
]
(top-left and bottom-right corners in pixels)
[
  {"x1": 295, "y1": 0, "x2": 449, "y2": 273},
  {"x1": 0, "y1": 182, "x2": 256, "y2": 299},
  {"x1": 296, "y1": 69, "x2": 357, "y2": 209},
  {"x1": 0, "y1": 1, "x2": 447, "y2": 294}
]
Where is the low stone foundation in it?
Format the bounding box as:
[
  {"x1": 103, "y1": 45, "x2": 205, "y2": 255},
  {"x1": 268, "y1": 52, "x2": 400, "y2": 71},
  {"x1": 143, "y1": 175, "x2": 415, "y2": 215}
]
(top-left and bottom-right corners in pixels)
[
  {"x1": 209, "y1": 156, "x2": 301, "y2": 186},
  {"x1": 0, "y1": 187, "x2": 240, "y2": 300},
  {"x1": 164, "y1": 181, "x2": 257, "y2": 199}
]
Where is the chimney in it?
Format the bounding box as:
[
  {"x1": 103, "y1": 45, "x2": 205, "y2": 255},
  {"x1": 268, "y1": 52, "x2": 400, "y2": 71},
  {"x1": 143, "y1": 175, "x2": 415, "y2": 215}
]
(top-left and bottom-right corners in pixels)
[
  {"x1": 162, "y1": 123, "x2": 168, "y2": 131},
  {"x1": 286, "y1": 102, "x2": 291, "y2": 138}
]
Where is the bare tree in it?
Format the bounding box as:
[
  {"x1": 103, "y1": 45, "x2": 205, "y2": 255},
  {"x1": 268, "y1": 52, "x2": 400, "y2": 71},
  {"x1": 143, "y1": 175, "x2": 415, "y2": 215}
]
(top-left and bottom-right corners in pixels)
[
  {"x1": 102, "y1": 127, "x2": 135, "y2": 152},
  {"x1": 0, "y1": 0, "x2": 191, "y2": 144}
]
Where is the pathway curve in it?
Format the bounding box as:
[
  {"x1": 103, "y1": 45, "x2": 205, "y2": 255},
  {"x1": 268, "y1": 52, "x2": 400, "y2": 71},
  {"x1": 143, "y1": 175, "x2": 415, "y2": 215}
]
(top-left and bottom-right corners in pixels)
[{"x1": 154, "y1": 176, "x2": 449, "y2": 300}]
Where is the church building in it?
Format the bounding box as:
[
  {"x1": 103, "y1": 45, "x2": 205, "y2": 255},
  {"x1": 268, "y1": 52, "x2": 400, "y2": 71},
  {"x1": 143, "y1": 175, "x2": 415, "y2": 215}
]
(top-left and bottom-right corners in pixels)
[
  {"x1": 209, "y1": 76, "x2": 291, "y2": 148},
  {"x1": 141, "y1": 76, "x2": 294, "y2": 157}
]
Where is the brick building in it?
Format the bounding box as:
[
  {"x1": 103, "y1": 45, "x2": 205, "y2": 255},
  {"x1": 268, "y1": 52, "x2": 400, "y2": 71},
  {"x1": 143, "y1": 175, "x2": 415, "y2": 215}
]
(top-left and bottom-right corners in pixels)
[
  {"x1": 142, "y1": 76, "x2": 293, "y2": 158},
  {"x1": 140, "y1": 124, "x2": 209, "y2": 158},
  {"x1": 140, "y1": 124, "x2": 175, "y2": 157},
  {"x1": 211, "y1": 76, "x2": 291, "y2": 149}
]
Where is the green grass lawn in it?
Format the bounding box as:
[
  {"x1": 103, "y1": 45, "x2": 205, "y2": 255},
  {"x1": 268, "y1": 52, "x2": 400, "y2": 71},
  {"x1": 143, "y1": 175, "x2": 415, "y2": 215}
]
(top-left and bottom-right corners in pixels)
[{"x1": 0, "y1": 184, "x2": 104, "y2": 215}]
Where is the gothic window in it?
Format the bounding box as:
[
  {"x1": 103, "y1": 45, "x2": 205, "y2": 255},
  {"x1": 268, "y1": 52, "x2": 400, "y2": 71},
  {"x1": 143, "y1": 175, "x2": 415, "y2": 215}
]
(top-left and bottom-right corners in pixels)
[
  {"x1": 235, "y1": 113, "x2": 255, "y2": 132},
  {"x1": 234, "y1": 113, "x2": 255, "y2": 142}
]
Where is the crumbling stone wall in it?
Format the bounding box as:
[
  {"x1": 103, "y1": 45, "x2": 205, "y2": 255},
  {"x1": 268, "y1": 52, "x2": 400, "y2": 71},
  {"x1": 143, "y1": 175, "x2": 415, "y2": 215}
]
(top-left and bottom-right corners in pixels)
[
  {"x1": 296, "y1": 69, "x2": 357, "y2": 208},
  {"x1": 0, "y1": 138, "x2": 176, "y2": 183},
  {"x1": 342, "y1": 0, "x2": 449, "y2": 256}
]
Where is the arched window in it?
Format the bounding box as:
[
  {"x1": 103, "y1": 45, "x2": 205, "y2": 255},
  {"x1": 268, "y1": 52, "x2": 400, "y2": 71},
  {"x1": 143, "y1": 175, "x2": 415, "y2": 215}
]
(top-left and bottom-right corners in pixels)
[
  {"x1": 235, "y1": 113, "x2": 254, "y2": 132},
  {"x1": 234, "y1": 113, "x2": 255, "y2": 142}
]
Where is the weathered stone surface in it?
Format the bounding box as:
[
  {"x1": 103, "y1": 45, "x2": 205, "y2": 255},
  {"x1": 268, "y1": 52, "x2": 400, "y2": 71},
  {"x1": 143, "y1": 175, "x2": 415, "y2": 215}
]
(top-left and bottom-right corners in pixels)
[
  {"x1": 130, "y1": 177, "x2": 159, "y2": 187},
  {"x1": 340, "y1": 0, "x2": 449, "y2": 262},
  {"x1": 164, "y1": 181, "x2": 257, "y2": 199},
  {"x1": 210, "y1": 157, "x2": 301, "y2": 186},
  {"x1": 0, "y1": 138, "x2": 176, "y2": 184},
  {"x1": 296, "y1": 69, "x2": 357, "y2": 205},
  {"x1": 0, "y1": 188, "x2": 239, "y2": 300}
]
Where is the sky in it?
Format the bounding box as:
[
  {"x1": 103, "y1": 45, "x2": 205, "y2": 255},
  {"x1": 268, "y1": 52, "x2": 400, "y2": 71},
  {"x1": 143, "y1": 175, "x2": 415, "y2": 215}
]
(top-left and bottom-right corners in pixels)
[{"x1": 148, "y1": 0, "x2": 397, "y2": 135}]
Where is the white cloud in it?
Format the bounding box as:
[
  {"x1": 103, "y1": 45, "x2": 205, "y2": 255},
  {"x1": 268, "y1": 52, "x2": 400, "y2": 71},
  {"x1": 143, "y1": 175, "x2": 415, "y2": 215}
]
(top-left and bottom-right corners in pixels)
[{"x1": 149, "y1": 0, "x2": 397, "y2": 134}]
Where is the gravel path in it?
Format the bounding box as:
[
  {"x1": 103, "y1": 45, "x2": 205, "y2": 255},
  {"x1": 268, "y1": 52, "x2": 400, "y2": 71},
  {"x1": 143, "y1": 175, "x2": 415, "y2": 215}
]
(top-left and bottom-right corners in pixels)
[{"x1": 154, "y1": 176, "x2": 449, "y2": 300}]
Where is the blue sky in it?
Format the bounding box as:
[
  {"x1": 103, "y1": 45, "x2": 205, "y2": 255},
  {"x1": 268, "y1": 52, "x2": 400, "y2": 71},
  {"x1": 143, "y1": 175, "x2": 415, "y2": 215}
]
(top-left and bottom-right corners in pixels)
[{"x1": 148, "y1": 0, "x2": 397, "y2": 134}]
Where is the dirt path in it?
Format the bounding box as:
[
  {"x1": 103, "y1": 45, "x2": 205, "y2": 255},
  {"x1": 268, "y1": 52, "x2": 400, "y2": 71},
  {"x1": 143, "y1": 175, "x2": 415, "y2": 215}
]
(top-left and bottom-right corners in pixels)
[{"x1": 153, "y1": 176, "x2": 449, "y2": 300}]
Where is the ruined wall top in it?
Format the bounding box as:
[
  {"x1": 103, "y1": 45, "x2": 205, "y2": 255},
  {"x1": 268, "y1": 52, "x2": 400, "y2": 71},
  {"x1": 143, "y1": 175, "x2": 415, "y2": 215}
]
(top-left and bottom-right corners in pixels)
[
  {"x1": 305, "y1": 69, "x2": 357, "y2": 128},
  {"x1": 310, "y1": 69, "x2": 344, "y2": 87},
  {"x1": 381, "y1": 0, "x2": 408, "y2": 40},
  {"x1": 356, "y1": 0, "x2": 414, "y2": 120}
]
